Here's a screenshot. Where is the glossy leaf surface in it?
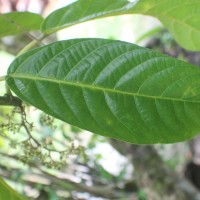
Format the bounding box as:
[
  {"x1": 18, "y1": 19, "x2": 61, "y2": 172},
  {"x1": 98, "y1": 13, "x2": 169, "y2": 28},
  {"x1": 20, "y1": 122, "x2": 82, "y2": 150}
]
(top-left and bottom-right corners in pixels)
[
  {"x1": 0, "y1": 178, "x2": 26, "y2": 200},
  {"x1": 41, "y1": 0, "x2": 200, "y2": 51},
  {"x1": 0, "y1": 12, "x2": 43, "y2": 38},
  {"x1": 6, "y1": 39, "x2": 200, "y2": 144}
]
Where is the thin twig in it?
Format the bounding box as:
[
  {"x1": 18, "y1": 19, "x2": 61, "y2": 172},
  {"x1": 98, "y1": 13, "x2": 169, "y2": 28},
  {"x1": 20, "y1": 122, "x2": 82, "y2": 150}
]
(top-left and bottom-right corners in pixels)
[
  {"x1": 19, "y1": 105, "x2": 41, "y2": 146},
  {"x1": 19, "y1": 105, "x2": 71, "y2": 154}
]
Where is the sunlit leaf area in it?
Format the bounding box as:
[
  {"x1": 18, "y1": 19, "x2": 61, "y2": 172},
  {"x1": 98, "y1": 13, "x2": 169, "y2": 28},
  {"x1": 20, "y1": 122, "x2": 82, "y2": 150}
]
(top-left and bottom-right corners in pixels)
[{"x1": 1, "y1": 0, "x2": 200, "y2": 200}]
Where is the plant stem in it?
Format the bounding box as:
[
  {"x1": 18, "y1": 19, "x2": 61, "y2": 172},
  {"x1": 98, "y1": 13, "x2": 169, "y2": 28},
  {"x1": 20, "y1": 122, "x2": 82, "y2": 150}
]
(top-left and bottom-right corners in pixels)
[
  {"x1": 17, "y1": 34, "x2": 47, "y2": 56},
  {"x1": 0, "y1": 95, "x2": 22, "y2": 107}
]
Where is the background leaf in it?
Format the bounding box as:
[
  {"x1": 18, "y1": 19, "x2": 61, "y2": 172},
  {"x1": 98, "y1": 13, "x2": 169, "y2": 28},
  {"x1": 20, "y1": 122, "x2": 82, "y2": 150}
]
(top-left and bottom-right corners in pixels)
[
  {"x1": 0, "y1": 12, "x2": 43, "y2": 38},
  {"x1": 41, "y1": 0, "x2": 200, "y2": 51},
  {"x1": 6, "y1": 39, "x2": 200, "y2": 144},
  {"x1": 41, "y1": 0, "x2": 129, "y2": 34},
  {"x1": 139, "y1": 0, "x2": 200, "y2": 52},
  {"x1": 0, "y1": 178, "x2": 26, "y2": 200}
]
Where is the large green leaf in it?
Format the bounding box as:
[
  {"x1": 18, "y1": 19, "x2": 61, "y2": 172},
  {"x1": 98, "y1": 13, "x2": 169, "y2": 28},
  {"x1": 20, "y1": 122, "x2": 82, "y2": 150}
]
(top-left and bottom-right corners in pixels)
[
  {"x1": 0, "y1": 12, "x2": 43, "y2": 38},
  {"x1": 41, "y1": 0, "x2": 200, "y2": 51},
  {"x1": 6, "y1": 39, "x2": 200, "y2": 144},
  {"x1": 0, "y1": 178, "x2": 26, "y2": 200}
]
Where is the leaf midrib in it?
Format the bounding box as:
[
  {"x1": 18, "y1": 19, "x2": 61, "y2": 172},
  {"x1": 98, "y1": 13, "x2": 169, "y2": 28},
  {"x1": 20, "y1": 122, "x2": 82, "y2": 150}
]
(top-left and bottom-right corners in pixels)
[{"x1": 8, "y1": 74, "x2": 200, "y2": 104}]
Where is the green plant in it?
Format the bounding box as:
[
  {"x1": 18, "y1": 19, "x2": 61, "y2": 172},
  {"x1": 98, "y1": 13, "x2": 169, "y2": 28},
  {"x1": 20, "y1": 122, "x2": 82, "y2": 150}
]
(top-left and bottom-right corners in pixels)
[{"x1": 1, "y1": 0, "x2": 200, "y2": 197}]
